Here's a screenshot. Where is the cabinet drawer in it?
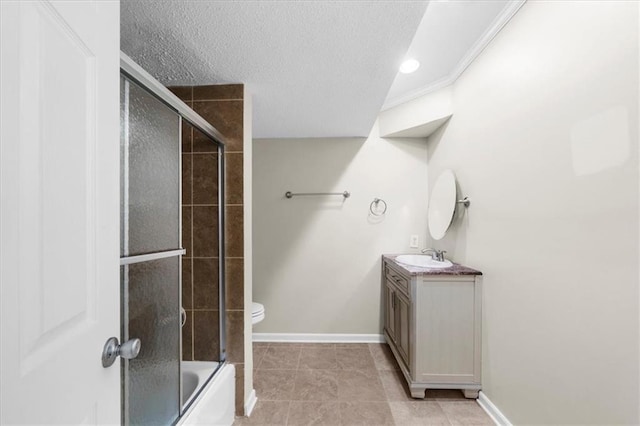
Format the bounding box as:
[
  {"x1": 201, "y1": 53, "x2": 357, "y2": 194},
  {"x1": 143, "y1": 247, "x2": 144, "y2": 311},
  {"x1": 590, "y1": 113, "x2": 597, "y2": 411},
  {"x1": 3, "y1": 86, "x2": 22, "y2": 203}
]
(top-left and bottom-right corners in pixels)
[{"x1": 385, "y1": 263, "x2": 410, "y2": 296}]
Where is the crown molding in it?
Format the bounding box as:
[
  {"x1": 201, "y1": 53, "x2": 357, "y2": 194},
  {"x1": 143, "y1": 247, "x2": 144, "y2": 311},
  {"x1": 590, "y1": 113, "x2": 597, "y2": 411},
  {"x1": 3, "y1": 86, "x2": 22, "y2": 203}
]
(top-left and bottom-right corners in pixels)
[
  {"x1": 381, "y1": 74, "x2": 456, "y2": 112},
  {"x1": 381, "y1": 0, "x2": 527, "y2": 112}
]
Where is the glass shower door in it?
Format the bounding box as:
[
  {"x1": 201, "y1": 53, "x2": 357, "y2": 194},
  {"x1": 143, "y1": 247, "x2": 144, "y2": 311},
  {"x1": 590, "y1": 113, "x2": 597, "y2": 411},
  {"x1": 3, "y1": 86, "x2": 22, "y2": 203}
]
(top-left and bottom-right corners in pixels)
[{"x1": 120, "y1": 75, "x2": 182, "y2": 426}]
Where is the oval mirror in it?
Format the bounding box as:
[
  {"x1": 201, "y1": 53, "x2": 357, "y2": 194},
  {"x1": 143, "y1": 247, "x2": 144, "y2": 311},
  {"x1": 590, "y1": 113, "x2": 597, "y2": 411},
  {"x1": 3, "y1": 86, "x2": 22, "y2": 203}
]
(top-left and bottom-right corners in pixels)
[{"x1": 428, "y1": 169, "x2": 458, "y2": 240}]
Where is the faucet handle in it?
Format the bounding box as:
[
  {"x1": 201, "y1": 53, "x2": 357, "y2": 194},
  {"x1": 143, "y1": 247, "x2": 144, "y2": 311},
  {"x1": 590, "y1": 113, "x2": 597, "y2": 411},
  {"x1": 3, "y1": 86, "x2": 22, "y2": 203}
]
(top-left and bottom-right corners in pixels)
[
  {"x1": 421, "y1": 248, "x2": 439, "y2": 261},
  {"x1": 438, "y1": 250, "x2": 447, "y2": 262}
]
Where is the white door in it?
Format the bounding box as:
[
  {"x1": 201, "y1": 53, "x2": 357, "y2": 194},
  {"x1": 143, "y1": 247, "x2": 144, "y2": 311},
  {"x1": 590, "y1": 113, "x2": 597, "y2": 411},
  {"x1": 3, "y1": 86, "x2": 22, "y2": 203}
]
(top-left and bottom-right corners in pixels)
[{"x1": 0, "y1": 1, "x2": 120, "y2": 424}]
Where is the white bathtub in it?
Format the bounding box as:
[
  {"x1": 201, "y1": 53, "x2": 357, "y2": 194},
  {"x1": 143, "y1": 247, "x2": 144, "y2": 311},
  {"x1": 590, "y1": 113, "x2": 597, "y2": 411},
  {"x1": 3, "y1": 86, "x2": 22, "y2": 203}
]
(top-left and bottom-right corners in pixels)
[
  {"x1": 178, "y1": 361, "x2": 235, "y2": 426},
  {"x1": 181, "y1": 361, "x2": 219, "y2": 408}
]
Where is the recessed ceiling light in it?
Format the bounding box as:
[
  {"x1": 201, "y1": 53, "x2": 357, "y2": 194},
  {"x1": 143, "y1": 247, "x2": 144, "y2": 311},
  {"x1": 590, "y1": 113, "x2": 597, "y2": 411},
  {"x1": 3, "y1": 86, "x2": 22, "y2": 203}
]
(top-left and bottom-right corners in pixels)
[{"x1": 399, "y1": 59, "x2": 420, "y2": 74}]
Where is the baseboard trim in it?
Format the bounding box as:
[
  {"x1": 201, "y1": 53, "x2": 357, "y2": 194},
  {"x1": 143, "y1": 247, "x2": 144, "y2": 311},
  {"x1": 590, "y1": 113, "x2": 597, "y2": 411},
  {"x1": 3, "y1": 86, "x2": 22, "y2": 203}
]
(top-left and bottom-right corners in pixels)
[
  {"x1": 478, "y1": 391, "x2": 511, "y2": 426},
  {"x1": 244, "y1": 389, "x2": 257, "y2": 417},
  {"x1": 253, "y1": 333, "x2": 385, "y2": 343}
]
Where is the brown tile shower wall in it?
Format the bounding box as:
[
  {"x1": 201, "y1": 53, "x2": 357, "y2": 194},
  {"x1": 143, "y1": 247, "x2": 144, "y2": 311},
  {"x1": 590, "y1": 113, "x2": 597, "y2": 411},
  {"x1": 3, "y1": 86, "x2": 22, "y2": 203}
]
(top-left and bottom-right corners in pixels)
[{"x1": 170, "y1": 84, "x2": 245, "y2": 416}]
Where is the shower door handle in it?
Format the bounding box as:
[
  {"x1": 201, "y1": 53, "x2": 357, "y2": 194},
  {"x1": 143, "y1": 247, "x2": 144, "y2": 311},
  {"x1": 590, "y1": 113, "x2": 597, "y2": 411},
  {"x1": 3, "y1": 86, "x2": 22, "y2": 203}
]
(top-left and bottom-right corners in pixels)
[{"x1": 101, "y1": 337, "x2": 141, "y2": 368}]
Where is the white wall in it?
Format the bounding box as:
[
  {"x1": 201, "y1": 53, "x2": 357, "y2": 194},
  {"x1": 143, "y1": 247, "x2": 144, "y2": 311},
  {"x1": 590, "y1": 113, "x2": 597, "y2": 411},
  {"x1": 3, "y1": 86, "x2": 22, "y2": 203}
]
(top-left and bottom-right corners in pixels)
[
  {"x1": 242, "y1": 88, "x2": 254, "y2": 412},
  {"x1": 378, "y1": 86, "x2": 453, "y2": 138},
  {"x1": 426, "y1": 1, "x2": 639, "y2": 424},
  {"x1": 253, "y1": 123, "x2": 428, "y2": 334}
]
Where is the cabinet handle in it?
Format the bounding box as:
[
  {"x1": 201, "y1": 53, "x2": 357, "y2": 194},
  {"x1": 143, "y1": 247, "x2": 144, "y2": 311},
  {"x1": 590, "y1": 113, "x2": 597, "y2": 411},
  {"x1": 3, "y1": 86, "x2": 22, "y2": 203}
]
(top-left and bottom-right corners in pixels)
[{"x1": 390, "y1": 274, "x2": 403, "y2": 284}]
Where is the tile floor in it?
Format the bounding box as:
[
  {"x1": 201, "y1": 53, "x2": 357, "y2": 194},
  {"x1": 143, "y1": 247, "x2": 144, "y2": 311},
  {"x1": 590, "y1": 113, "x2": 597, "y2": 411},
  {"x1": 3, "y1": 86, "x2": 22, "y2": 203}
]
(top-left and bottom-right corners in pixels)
[{"x1": 234, "y1": 342, "x2": 493, "y2": 425}]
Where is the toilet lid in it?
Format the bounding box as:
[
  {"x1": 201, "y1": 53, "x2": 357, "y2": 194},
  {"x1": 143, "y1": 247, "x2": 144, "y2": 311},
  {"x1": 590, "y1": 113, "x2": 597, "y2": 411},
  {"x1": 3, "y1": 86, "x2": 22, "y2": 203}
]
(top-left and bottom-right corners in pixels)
[{"x1": 252, "y1": 302, "x2": 264, "y2": 316}]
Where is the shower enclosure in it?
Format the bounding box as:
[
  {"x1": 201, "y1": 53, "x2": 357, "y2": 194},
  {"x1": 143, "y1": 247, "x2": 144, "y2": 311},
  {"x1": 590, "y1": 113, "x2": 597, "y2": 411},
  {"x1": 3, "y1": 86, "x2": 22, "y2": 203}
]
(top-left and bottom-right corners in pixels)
[{"x1": 119, "y1": 54, "x2": 226, "y2": 425}]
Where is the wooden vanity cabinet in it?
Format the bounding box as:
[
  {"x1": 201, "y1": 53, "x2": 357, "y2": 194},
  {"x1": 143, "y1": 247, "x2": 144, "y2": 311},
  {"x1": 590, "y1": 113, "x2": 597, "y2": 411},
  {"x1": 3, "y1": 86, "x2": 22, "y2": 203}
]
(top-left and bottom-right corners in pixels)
[
  {"x1": 384, "y1": 279, "x2": 410, "y2": 368},
  {"x1": 382, "y1": 256, "x2": 482, "y2": 399}
]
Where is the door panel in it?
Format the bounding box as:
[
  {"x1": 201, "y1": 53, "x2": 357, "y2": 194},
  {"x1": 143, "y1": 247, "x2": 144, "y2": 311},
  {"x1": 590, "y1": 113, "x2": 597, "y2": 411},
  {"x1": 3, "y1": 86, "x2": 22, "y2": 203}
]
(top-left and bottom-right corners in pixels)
[
  {"x1": 415, "y1": 281, "x2": 477, "y2": 383},
  {"x1": 1, "y1": 1, "x2": 120, "y2": 424},
  {"x1": 384, "y1": 281, "x2": 396, "y2": 342},
  {"x1": 395, "y1": 292, "x2": 411, "y2": 368},
  {"x1": 19, "y1": 0, "x2": 96, "y2": 354}
]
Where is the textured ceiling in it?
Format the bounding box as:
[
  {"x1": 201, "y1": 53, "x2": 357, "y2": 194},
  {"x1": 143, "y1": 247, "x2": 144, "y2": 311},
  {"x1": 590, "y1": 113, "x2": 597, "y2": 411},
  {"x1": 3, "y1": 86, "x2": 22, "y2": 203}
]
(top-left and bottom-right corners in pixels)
[{"x1": 121, "y1": 1, "x2": 429, "y2": 138}]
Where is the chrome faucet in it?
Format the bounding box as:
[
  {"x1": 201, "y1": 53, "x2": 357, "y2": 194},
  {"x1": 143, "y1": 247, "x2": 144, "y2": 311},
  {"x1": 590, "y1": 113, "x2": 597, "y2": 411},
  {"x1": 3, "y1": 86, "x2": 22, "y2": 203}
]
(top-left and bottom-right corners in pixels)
[{"x1": 421, "y1": 248, "x2": 447, "y2": 262}]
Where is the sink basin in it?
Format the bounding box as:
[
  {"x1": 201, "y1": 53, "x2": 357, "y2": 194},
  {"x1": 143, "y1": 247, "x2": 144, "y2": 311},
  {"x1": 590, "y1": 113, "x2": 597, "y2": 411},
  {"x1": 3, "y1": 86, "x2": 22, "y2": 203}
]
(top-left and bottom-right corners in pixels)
[{"x1": 395, "y1": 254, "x2": 452, "y2": 269}]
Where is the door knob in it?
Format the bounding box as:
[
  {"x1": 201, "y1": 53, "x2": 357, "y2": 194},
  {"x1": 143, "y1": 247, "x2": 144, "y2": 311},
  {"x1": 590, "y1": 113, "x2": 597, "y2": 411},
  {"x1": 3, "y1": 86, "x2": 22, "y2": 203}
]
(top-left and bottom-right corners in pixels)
[{"x1": 102, "y1": 337, "x2": 141, "y2": 368}]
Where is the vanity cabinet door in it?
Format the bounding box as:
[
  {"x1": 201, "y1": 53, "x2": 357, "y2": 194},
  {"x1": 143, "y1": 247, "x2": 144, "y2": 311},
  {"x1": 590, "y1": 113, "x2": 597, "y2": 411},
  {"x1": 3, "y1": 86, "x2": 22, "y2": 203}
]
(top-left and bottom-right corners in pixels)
[
  {"x1": 384, "y1": 280, "x2": 396, "y2": 343},
  {"x1": 384, "y1": 273, "x2": 411, "y2": 370},
  {"x1": 395, "y1": 291, "x2": 411, "y2": 368}
]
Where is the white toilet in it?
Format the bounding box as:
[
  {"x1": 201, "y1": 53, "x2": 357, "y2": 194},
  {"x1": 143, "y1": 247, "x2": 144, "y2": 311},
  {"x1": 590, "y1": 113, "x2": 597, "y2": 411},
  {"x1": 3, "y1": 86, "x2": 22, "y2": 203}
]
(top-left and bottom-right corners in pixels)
[{"x1": 251, "y1": 302, "x2": 265, "y2": 325}]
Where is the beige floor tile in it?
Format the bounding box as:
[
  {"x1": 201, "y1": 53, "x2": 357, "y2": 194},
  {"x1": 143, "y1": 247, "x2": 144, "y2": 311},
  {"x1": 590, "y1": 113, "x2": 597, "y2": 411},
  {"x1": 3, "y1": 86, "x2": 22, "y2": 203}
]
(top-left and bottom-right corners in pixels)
[
  {"x1": 438, "y1": 401, "x2": 493, "y2": 425},
  {"x1": 339, "y1": 402, "x2": 395, "y2": 425},
  {"x1": 253, "y1": 342, "x2": 271, "y2": 349},
  {"x1": 378, "y1": 370, "x2": 413, "y2": 401},
  {"x1": 254, "y1": 369, "x2": 297, "y2": 401},
  {"x1": 299, "y1": 347, "x2": 338, "y2": 370},
  {"x1": 287, "y1": 401, "x2": 341, "y2": 426},
  {"x1": 269, "y1": 342, "x2": 303, "y2": 348},
  {"x1": 336, "y1": 348, "x2": 376, "y2": 370},
  {"x1": 335, "y1": 343, "x2": 370, "y2": 351},
  {"x1": 243, "y1": 344, "x2": 477, "y2": 426},
  {"x1": 336, "y1": 369, "x2": 386, "y2": 402},
  {"x1": 388, "y1": 401, "x2": 450, "y2": 425},
  {"x1": 260, "y1": 346, "x2": 302, "y2": 369},
  {"x1": 234, "y1": 401, "x2": 290, "y2": 425},
  {"x1": 254, "y1": 347, "x2": 268, "y2": 368},
  {"x1": 292, "y1": 369, "x2": 338, "y2": 401},
  {"x1": 298, "y1": 343, "x2": 336, "y2": 349},
  {"x1": 368, "y1": 344, "x2": 400, "y2": 371}
]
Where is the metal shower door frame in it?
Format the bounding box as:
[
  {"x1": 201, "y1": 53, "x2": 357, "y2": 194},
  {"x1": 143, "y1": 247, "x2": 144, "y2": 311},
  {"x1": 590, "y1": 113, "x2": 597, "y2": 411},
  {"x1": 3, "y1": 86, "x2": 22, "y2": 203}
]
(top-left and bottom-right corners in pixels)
[{"x1": 119, "y1": 52, "x2": 227, "y2": 424}]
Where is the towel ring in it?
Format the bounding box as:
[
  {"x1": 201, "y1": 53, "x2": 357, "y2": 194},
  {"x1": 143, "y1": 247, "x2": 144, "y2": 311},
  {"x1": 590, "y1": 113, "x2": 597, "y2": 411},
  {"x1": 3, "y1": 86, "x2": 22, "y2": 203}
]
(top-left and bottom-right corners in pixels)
[{"x1": 370, "y1": 198, "x2": 387, "y2": 216}]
